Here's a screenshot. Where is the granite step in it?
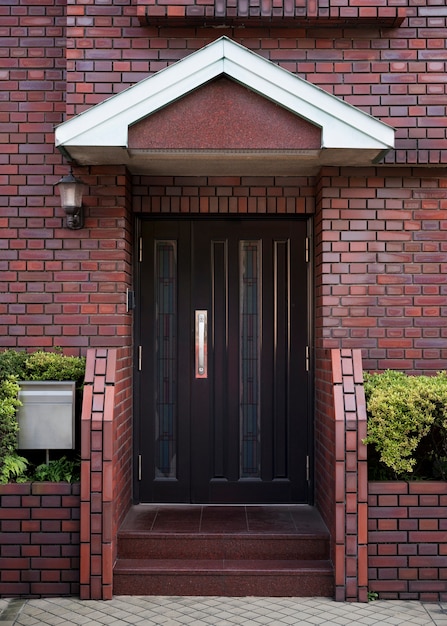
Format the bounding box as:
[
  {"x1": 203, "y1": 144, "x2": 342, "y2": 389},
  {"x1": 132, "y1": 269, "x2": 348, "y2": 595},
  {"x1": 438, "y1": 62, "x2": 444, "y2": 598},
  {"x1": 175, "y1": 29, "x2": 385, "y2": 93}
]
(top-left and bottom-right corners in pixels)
[
  {"x1": 113, "y1": 505, "x2": 334, "y2": 597},
  {"x1": 117, "y1": 533, "x2": 330, "y2": 561},
  {"x1": 114, "y1": 558, "x2": 334, "y2": 596}
]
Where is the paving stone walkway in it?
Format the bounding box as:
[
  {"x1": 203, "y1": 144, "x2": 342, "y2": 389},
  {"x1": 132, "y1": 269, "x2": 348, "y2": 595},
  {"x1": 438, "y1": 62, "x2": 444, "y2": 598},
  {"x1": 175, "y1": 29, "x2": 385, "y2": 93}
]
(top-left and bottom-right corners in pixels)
[{"x1": 1, "y1": 596, "x2": 447, "y2": 626}]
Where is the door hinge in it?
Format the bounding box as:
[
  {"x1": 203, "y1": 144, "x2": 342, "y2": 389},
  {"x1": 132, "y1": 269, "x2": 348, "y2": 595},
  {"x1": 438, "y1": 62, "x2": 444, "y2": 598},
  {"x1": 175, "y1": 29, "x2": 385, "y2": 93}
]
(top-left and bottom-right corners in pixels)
[
  {"x1": 305, "y1": 236, "x2": 310, "y2": 263},
  {"x1": 138, "y1": 454, "x2": 142, "y2": 481},
  {"x1": 126, "y1": 288, "x2": 135, "y2": 312},
  {"x1": 139, "y1": 236, "x2": 143, "y2": 263},
  {"x1": 138, "y1": 345, "x2": 142, "y2": 371},
  {"x1": 305, "y1": 345, "x2": 310, "y2": 371},
  {"x1": 306, "y1": 455, "x2": 310, "y2": 482}
]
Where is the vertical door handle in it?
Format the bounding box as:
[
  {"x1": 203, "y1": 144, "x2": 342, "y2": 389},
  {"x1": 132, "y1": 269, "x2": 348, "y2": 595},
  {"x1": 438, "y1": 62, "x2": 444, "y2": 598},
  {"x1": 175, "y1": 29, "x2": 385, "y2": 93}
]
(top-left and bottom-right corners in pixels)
[{"x1": 195, "y1": 310, "x2": 207, "y2": 378}]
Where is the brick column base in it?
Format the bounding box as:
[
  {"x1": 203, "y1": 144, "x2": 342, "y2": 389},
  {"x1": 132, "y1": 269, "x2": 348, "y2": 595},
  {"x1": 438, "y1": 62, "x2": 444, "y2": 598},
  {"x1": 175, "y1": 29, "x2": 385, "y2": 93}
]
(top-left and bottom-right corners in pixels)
[
  {"x1": 80, "y1": 349, "x2": 117, "y2": 601},
  {"x1": 332, "y1": 348, "x2": 368, "y2": 602}
]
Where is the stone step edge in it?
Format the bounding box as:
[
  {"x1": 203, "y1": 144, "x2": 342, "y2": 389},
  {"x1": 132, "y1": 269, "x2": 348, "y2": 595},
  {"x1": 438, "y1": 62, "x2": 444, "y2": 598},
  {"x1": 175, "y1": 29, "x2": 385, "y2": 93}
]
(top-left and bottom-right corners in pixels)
[
  {"x1": 118, "y1": 531, "x2": 329, "y2": 540},
  {"x1": 114, "y1": 558, "x2": 333, "y2": 574}
]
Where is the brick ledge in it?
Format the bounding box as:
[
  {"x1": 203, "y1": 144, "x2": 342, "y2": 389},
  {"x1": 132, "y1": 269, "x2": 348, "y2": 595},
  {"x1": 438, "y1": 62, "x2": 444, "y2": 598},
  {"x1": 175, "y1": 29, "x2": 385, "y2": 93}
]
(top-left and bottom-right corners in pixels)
[{"x1": 137, "y1": 1, "x2": 407, "y2": 28}]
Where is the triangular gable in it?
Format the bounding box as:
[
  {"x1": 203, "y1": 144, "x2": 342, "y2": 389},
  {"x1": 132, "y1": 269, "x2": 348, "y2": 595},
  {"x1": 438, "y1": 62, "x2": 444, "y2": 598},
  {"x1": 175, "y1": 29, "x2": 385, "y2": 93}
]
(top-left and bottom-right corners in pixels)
[
  {"x1": 128, "y1": 77, "x2": 322, "y2": 151},
  {"x1": 56, "y1": 36, "x2": 394, "y2": 173}
]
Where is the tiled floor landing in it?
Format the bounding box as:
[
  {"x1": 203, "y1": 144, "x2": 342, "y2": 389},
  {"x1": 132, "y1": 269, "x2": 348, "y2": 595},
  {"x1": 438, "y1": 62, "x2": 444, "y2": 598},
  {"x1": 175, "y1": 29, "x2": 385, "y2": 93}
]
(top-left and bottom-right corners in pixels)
[
  {"x1": 114, "y1": 505, "x2": 334, "y2": 597},
  {"x1": 118, "y1": 504, "x2": 329, "y2": 535}
]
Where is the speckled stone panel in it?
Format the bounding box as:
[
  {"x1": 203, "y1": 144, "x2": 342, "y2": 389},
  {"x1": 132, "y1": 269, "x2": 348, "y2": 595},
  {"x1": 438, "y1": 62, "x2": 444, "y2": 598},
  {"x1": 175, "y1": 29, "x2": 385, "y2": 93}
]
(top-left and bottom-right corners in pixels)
[{"x1": 128, "y1": 78, "x2": 321, "y2": 151}]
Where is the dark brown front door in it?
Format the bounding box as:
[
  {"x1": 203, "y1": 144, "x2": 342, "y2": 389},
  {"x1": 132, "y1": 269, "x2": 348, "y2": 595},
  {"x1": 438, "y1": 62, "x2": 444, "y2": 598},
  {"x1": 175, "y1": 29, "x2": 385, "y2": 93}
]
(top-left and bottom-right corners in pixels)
[{"x1": 136, "y1": 219, "x2": 310, "y2": 503}]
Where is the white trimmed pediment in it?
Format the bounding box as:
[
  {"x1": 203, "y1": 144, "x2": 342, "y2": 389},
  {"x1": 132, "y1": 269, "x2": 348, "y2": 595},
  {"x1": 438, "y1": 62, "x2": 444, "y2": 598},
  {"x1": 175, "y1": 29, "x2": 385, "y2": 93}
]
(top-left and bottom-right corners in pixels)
[{"x1": 55, "y1": 36, "x2": 394, "y2": 176}]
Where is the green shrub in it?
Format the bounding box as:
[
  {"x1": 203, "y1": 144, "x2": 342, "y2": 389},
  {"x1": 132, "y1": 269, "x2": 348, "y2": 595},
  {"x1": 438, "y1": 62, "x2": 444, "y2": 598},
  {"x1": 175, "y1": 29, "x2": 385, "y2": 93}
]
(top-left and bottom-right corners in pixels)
[
  {"x1": 0, "y1": 453, "x2": 29, "y2": 484},
  {"x1": 0, "y1": 454, "x2": 80, "y2": 485},
  {"x1": 0, "y1": 348, "x2": 86, "y2": 385},
  {"x1": 364, "y1": 370, "x2": 447, "y2": 480},
  {"x1": 0, "y1": 350, "x2": 28, "y2": 380},
  {"x1": 31, "y1": 455, "x2": 80, "y2": 483},
  {"x1": 0, "y1": 377, "x2": 22, "y2": 464},
  {"x1": 24, "y1": 350, "x2": 86, "y2": 384}
]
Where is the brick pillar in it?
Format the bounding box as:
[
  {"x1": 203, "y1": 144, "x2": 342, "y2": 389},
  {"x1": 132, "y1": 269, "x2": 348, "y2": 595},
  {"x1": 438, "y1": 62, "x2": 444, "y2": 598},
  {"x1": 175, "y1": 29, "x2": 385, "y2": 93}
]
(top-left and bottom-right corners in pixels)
[
  {"x1": 80, "y1": 347, "x2": 132, "y2": 600},
  {"x1": 332, "y1": 348, "x2": 368, "y2": 602}
]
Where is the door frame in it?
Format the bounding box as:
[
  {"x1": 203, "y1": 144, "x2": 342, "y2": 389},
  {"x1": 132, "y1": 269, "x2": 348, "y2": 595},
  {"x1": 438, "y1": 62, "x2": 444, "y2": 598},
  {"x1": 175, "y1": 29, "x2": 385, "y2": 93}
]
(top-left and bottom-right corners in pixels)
[{"x1": 132, "y1": 215, "x2": 315, "y2": 505}]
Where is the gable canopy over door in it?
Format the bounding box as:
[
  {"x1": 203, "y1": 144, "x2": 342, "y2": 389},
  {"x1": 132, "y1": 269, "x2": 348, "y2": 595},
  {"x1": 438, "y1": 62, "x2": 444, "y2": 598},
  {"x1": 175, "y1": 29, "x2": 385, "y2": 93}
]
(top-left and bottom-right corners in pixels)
[{"x1": 55, "y1": 36, "x2": 394, "y2": 176}]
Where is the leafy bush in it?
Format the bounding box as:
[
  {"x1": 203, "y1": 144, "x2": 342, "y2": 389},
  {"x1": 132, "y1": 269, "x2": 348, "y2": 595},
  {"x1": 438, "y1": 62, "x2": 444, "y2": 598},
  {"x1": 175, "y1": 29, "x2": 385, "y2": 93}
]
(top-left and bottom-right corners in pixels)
[
  {"x1": 364, "y1": 370, "x2": 447, "y2": 480},
  {"x1": 0, "y1": 377, "x2": 22, "y2": 463},
  {"x1": 0, "y1": 348, "x2": 86, "y2": 386},
  {"x1": 0, "y1": 454, "x2": 80, "y2": 484},
  {"x1": 31, "y1": 456, "x2": 80, "y2": 483},
  {"x1": 0, "y1": 453, "x2": 29, "y2": 484},
  {"x1": 0, "y1": 350, "x2": 28, "y2": 380}
]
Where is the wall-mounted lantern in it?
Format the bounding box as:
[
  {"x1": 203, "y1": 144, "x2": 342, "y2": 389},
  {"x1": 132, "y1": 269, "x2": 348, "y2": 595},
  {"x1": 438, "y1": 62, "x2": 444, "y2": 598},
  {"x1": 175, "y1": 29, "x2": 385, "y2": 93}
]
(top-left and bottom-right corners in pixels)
[{"x1": 55, "y1": 169, "x2": 85, "y2": 229}]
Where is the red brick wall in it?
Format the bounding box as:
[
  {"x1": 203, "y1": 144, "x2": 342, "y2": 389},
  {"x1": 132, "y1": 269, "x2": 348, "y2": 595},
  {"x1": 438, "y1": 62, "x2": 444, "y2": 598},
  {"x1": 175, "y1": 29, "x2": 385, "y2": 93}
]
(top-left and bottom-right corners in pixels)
[
  {"x1": 0, "y1": 162, "x2": 133, "y2": 353},
  {"x1": 0, "y1": 0, "x2": 65, "y2": 216},
  {"x1": 314, "y1": 349, "x2": 336, "y2": 564},
  {"x1": 0, "y1": 483, "x2": 80, "y2": 598},
  {"x1": 315, "y1": 167, "x2": 447, "y2": 374},
  {"x1": 1, "y1": 0, "x2": 132, "y2": 355},
  {"x1": 1, "y1": 0, "x2": 65, "y2": 349},
  {"x1": 112, "y1": 350, "x2": 134, "y2": 549},
  {"x1": 133, "y1": 176, "x2": 316, "y2": 214},
  {"x1": 368, "y1": 481, "x2": 447, "y2": 602}
]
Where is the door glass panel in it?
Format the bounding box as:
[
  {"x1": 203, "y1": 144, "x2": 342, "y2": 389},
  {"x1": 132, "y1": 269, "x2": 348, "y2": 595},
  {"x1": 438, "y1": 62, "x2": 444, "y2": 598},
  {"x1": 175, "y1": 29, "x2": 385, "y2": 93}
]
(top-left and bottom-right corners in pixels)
[
  {"x1": 212, "y1": 240, "x2": 228, "y2": 478},
  {"x1": 239, "y1": 240, "x2": 261, "y2": 478},
  {"x1": 154, "y1": 240, "x2": 177, "y2": 478}
]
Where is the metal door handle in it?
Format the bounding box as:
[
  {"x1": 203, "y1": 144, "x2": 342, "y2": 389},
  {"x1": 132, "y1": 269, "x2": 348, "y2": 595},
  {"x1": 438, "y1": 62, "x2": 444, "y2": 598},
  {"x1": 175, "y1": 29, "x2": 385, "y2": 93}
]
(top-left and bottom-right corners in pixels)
[{"x1": 195, "y1": 310, "x2": 207, "y2": 378}]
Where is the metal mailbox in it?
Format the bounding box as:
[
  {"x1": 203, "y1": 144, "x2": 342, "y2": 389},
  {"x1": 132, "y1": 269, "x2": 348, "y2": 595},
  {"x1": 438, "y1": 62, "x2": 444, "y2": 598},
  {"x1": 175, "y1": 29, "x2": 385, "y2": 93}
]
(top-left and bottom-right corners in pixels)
[{"x1": 17, "y1": 381, "x2": 76, "y2": 450}]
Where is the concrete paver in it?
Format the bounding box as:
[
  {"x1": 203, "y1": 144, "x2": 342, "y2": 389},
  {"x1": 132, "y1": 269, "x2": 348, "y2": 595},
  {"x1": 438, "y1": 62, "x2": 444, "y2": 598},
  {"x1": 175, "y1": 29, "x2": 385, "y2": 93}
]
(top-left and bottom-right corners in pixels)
[{"x1": 0, "y1": 597, "x2": 446, "y2": 626}]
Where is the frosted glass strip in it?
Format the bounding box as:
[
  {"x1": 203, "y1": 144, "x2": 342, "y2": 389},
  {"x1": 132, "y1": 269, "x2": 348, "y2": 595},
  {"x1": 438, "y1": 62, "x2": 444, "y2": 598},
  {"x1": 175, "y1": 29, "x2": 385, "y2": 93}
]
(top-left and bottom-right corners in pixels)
[
  {"x1": 239, "y1": 240, "x2": 261, "y2": 478},
  {"x1": 155, "y1": 240, "x2": 177, "y2": 478}
]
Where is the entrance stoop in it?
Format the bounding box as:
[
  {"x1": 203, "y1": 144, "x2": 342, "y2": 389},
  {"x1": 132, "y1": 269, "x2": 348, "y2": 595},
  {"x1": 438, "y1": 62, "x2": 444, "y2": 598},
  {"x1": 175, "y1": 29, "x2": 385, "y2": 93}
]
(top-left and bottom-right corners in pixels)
[{"x1": 113, "y1": 505, "x2": 334, "y2": 597}]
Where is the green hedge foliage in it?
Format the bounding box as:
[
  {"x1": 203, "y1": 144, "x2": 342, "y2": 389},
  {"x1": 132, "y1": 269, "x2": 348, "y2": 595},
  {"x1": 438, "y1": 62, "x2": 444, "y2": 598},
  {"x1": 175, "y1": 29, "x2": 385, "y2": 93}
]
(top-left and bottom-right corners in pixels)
[
  {"x1": 0, "y1": 377, "x2": 22, "y2": 471},
  {"x1": 364, "y1": 370, "x2": 447, "y2": 480},
  {"x1": 0, "y1": 348, "x2": 86, "y2": 385}
]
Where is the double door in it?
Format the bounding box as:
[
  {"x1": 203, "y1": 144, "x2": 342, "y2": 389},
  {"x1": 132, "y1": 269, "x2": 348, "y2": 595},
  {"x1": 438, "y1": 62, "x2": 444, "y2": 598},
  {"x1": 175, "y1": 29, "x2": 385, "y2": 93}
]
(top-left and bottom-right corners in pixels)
[{"x1": 136, "y1": 219, "x2": 310, "y2": 503}]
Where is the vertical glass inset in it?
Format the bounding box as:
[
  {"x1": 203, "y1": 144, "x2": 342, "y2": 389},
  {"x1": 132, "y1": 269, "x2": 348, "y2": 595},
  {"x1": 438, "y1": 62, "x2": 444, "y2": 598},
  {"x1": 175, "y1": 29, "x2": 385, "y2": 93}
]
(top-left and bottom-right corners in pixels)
[
  {"x1": 154, "y1": 241, "x2": 177, "y2": 478},
  {"x1": 239, "y1": 240, "x2": 261, "y2": 478},
  {"x1": 274, "y1": 240, "x2": 289, "y2": 478},
  {"x1": 212, "y1": 240, "x2": 228, "y2": 478}
]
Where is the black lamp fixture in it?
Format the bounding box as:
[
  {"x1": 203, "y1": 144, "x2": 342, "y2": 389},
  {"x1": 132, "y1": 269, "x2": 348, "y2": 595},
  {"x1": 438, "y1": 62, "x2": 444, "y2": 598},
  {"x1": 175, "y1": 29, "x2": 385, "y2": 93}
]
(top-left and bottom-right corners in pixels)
[{"x1": 55, "y1": 168, "x2": 85, "y2": 230}]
